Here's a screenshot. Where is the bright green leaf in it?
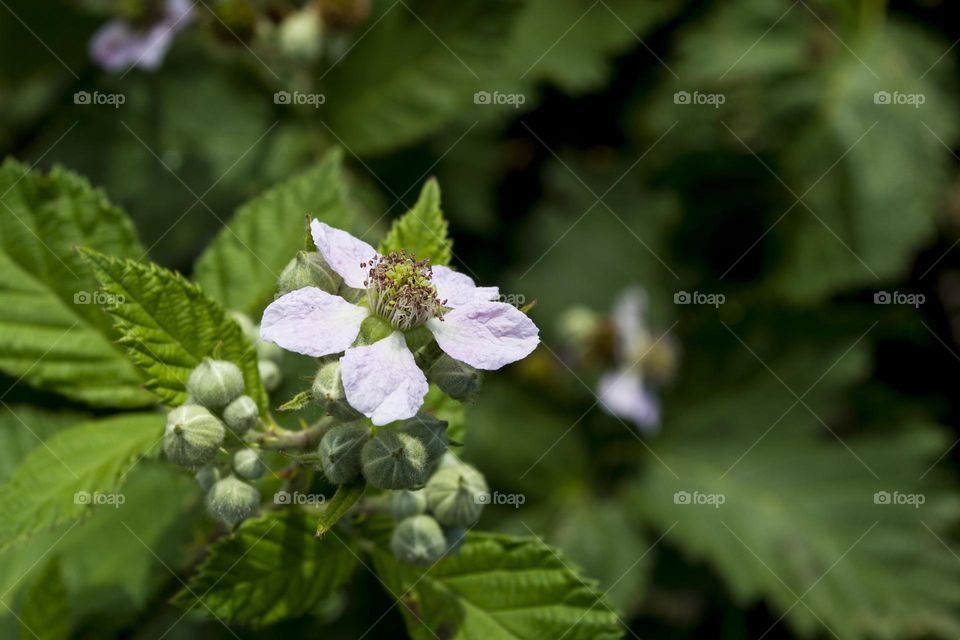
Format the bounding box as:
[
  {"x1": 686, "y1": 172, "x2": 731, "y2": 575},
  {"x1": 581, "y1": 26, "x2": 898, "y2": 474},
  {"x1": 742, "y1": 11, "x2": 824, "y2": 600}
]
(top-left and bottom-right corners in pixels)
[
  {"x1": 80, "y1": 250, "x2": 267, "y2": 411},
  {"x1": 193, "y1": 149, "x2": 355, "y2": 317},
  {"x1": 379, "y1": 179, "x2": 452, "y2": 266},
  {"x1": 372, "y1": 531, "x2": 623, "y2": 640},
  {"x1": 0, "y1": 159, "x2": 152, "y2": 408},
  {"x1": 0, "y1": 412, "x2": 162, "y2": 549},
  {"x1": 172, "y1": 510, "x2": 359, "y2": 628}
]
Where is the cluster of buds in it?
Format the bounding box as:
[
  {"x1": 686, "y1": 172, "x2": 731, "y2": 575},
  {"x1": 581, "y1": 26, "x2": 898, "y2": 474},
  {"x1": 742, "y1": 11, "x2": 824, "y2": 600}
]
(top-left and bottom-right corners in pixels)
[{"x1": 163, "y1": 358, "x2": 265, "y2": 528}]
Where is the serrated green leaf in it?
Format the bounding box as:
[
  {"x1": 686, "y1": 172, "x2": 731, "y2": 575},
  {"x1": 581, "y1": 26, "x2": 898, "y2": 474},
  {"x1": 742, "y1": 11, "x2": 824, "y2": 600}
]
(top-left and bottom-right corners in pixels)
[
  {"x1": 0, "y1": 405, "x2": 86, "y2": 483},
  {"x1": 371, "y1": 532, "x2": 623, "y2": 640},
  {"x1": 379, "y1": 179, "x2": 452, "y2": 266},
  {"x1": 0, "y1": 412, "x2": 162, "y2": 549},
  {"x1": 0, "y1": 159, "x2": 152, "y2": 408},
  {"x1": 631, "y1": 339, "x2": 960, "y2": 639},
  {"x1": 19, "y1": 557, "x2": 71, "y2": 640},
  {"x1": 172, "y1": 510, "x2": 359, "y2": 628},
  {"x1": 316, "y1": 478, "x2": 365, "y2": 537},
  {"x1": 193, "y1": 149, "x2": 355, "y2": 317},
  {"x1": 81, "y1": 250, "x2": 267, "y2": 411},
  {"x1": 320, "y1": 0, "x2": 520, "y2": 154}
]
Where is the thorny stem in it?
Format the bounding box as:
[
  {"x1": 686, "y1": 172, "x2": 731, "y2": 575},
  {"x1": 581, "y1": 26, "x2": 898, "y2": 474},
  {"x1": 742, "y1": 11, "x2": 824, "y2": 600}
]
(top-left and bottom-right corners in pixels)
[{"x1": 253, "y1": 416, "x2": 335, "y2": 451}]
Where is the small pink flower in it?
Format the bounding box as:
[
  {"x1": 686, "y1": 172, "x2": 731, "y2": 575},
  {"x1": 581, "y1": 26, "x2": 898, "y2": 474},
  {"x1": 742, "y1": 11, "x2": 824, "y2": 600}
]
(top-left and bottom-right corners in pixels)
[
  {"x1": 260, "y1": 221, "x2": 539, "y2": 425},
  {"x1": 598, "y1": 287, "x2": 660, "y2": 432},
  {"x1": 89, "y1": 0, "x2": 194, "y2": 72}
]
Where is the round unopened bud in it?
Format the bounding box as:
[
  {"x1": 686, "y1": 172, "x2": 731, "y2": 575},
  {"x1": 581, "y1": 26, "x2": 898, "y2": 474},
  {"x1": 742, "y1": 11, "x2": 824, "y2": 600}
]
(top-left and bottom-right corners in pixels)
[
  {"x1": 391, "y1": 489, "x2": 427, "y2": 519},
  {"x1": 279, "y1": 5, "x2": 324, "y2": 61},
  {"x1": 361, "y1": 430, "x2": 428, "y2": 490},
  {"x1": 223, "y1": 395, "x2": 259, "y2": 434},
  {"x1": 425, "y1": 464, "x2": 488, "y2": 527},
  {"x1": 233, "y1": 448, "x2": 265, "y2": 480},
  {"x1": 164, "y1": 405, "x2": 225, "y2": 468},
  {"x1": 400, "y1": 414, "x2": 449, "y2": 464},
  {"x1": 318, "y1": 423, "x2": 370, "y2": 484},
  {"x1": 187, "y1": 358, "x2": 245, "y2": 411},
  {"x1": 278, "y1": 251, "x2": 341, "y2": 296},
  {"x1": 390, "y1": 515, "x2": 446, "y2": 566},
  {"x1": 195, "y1": 465, "x2": 220, "y2": 492},
  {"x1": 230, "y1": 311, "x2": 258, "y2": 342},
  {"x1": 206, "y1": 475, "x2": 260, "y2": 528},
  {"x1": 257, "y1": 339, "x2": 284, "y2": 364},
  {"x1": 427, "y1": 354, "x2": 482, "y2": 401},
  {"x1": 258, "y1": 359, "x2": 282, "y2": 392}
]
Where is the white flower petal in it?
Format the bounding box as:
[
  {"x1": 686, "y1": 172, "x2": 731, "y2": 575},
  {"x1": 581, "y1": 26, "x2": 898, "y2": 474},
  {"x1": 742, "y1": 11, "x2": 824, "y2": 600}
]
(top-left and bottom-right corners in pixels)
[
  {"x1": 260, "y1": 287, "x2": 368, "y2": 357},
  {"x1": 431, "y1": 265, "x2": 499, "y2": 308},
  {"x1": 340, "y1": 332, "x2": 428, "y2": 425},
  {"x1": 612, "y1": 285, "x2": 650, "y2": 362},
  {"x1": 427, "y1": 301, "x2": 539, "y2": 370},
  {"x1": 598, "y1": 369, "x2": 660, "y2": 432},
  {"x1": 310, "y1": 220, "x2": 379, "y2": 289}
]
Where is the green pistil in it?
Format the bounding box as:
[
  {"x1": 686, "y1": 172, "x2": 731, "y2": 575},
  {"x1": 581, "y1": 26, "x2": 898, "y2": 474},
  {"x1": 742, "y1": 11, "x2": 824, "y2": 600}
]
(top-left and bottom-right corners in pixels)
[{"x1": 363, "y1": 251, "x2": 445, "y2": 331}]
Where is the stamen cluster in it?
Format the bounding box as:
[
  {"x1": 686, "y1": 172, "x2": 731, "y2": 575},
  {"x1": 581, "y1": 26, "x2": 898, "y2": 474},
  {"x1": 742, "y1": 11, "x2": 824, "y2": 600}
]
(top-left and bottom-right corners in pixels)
[{"x1": 363, "y1": 251, "x2": 445, "y2": 330}]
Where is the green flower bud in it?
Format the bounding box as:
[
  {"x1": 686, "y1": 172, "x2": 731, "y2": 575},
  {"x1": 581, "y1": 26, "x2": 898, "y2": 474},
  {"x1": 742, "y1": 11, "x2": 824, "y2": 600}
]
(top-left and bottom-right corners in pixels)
[
  {"x1": 425, "y1": 464, "x2": 488, "y2": 527},
  {"x1": 258, "y1": 359, "x2": 282, "y2": 393},
  {"x1": 257, "y1": 339, "x2": 284, "y2": 364},
  {"x1": 164, "y1": 405, "x2": 225, "y2": 468},
  {"x1": 361, "y1": 430, "x2": 428, "y2": 490},
  {"x1": 206, "y1": 475, "x2": 260, "y2": 528},
  {"x1": 230, "y1": 310, "x2": 258, "y2": 342},
  {"x1": 233, "y1": 448, "x2": 265, "y2": 480},
  {"x1": 223, "y1": 395, "x2": 259, "y2": 434},
  {"x1": 279, "y1": 5, "x2": 324, "y2": 61},
  {"x1": 391, "y1": 489, "x2": 427, "y2": 519},
  {"x1": 277, "y1": 251, "x2": 341, "y2": 296},
  {"x1": 195, "y1": 465, "x2": 220, "y2": 492},
  {"x1": 318, "y1": 423, "x2": 370, "y2": 484},
  {"x1": 187, "y1": 358, "x2": 245, "y2": 411},
  {"x1": 311, "y1": 360, "x2": 344, "y2": 405},
  {"x1": 426, "y1": 353, "x2": 482, "y2": 401},
  {"x1": 390, "y1": 515, "x2": 446, "y2": 566},
  {"x1": 400, "y1": 414, "x2": 448, "y2": 464}
]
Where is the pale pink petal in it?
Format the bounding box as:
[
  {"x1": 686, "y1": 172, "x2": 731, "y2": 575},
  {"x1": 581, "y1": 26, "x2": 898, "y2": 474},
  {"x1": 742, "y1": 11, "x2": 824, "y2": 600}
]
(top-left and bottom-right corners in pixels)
[
  {"x1": 260, "y1": 287, "x2": 368, "y2": 357},
  {"x1": 89, "y1": 0, "x2": 194, "y2": 72},
  {"x1": 426, "y1": 301, "x2": 539, "y2": 370},
  {"x1": 340, "y1": 332, "x2": 428, "y2": 425},
  {"x1": 598, "y1": 368, "x2": 660, "y2": 432},
  {"x1": 431, "y1": 265, "x2": 499, "y2": 308},
  {"x1": 310, "y1": 220, "x2": 379, "y2": 289}
]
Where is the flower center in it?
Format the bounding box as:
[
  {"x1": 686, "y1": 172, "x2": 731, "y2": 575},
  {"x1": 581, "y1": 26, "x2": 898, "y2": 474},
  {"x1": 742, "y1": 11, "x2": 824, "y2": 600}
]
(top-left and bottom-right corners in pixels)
[{"x1": 363, "y1": 251, "x2": 445, "y2": 331}]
